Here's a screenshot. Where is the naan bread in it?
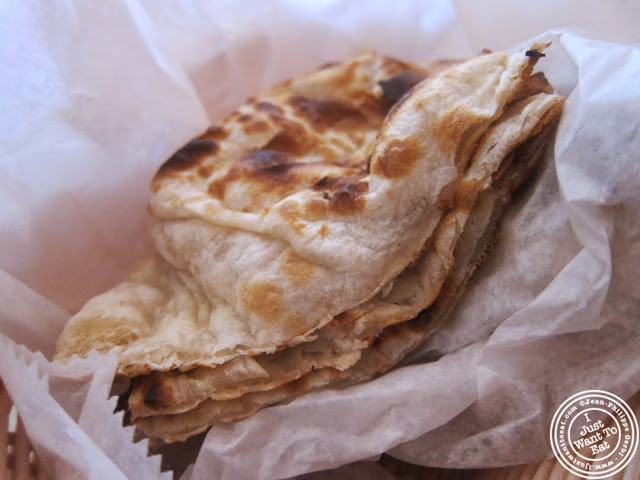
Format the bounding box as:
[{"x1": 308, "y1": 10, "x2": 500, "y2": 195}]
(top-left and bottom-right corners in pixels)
[
  {"x1": 130, "y1": 50, "x2": 564, "y2": 441},
  {"x1": 55, "y1": 47, "x2": 543, "y2": 377},
  {"x1": 54, "y1": 43, "x2": 564, "y2": 443},
  {"x1": 129, "y1": 88, "x2": 563, "y2": 419}
]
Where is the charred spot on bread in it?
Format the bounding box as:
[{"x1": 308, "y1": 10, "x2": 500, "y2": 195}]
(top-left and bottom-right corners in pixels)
[
  {"x1": 328, "y1": 181, "x2": 368, "y2": 215},
  {"x1": 205, "y1": 126, "x2": 228, "y2": 140},
  {"x1": 256, "y1": 102, "x2": 284, "y2": 115},
  {"x1": 157, "y1": 139, "x2": 219, "y2": 174},
  {"x1": 288, "y1": 96, "x2": 368, "y2": 131},
  {"x1": 378, "y1": 69, "x2": 428, "y2": 104}
]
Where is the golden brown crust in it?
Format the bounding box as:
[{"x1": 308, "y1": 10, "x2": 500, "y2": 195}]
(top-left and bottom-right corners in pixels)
[
  {"x1": 239, "y1": 280, "x2": 286, "y2": 324},
  {"x1": 371, "y1": 138, "x2": 422, "y2": 179},
  {"x1": 281, "y1": 249, "x2": 316, "y2": 285}
]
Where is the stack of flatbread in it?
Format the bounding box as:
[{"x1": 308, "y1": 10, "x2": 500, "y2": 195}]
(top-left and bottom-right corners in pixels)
[{"x1": 54, "y1": 45, "x2": 564, "y2": 443}]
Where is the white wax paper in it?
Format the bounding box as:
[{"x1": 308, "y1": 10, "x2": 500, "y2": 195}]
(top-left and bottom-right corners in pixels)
[{"x1": 1, "y1": 1, "x2": 640, "y2": 479}]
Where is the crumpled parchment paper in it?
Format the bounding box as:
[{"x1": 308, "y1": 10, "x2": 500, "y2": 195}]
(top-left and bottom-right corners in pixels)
[{"x1": 1, "y1": 1, "x2": 640, "y2": 479}]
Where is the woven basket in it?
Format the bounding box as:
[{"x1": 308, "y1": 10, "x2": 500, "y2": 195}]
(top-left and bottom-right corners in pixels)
[
  {"x1": 2, "y1": 380, "x2": 639, "y2": 480},
  {"x1": 1, "y1": 381, "x2": 48, "y2": 480}
]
